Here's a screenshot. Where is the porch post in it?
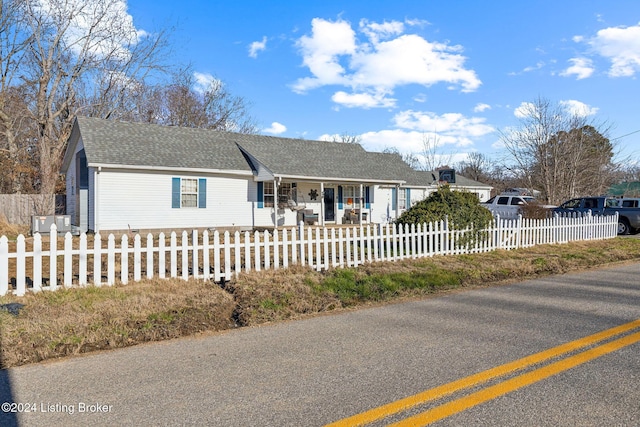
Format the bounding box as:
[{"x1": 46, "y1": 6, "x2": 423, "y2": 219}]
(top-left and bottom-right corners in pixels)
[
  {"x1": 274, "y1": 178, "x2": 278, "y2": 230},
  {"x1": 395, "y1": 184, "x2": 400, "y2": 219},
  {"x1": 359, "y1": 183, "x2": 364, "y2": 224},
  {"x1": 320, "y1": 182, "x2": 325, "y2": 226}
]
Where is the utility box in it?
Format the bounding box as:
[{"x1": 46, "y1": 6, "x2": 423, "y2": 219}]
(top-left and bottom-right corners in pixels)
[{"x1": 31, "y1": 215, "x2": 72, "y2": 235}]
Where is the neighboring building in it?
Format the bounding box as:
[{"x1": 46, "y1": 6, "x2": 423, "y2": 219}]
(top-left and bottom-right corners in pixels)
[
  {"x1": 608, "y1": 182, "x2": 640, "y2": 197},
  {"x1": 61, "y1": 117, "x2": 492, "y2": 233}
]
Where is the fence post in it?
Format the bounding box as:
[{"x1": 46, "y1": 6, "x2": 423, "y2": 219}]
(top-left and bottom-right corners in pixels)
[
  {"x1": 64, "y1": 232, "x2": 73, "y2": 287},
  {"x1": 281, "y1": 229, "x2": 288, "y2": 269},
  {"x1": 146, "y1": 234, "x2": 154, "y2": 280},
  {"x1": 213, "y1": 230, "x2": 221, "y2": 281},
  {"x1": 107, "y1": 234, "x2": 116, "y2": 285},
  {"x1": 121, "y1": 234, "x2": 129, "y2": 284},
  {"x1": 181, "y1": 231, "x2": 189, "y2": 281},
  {"x1": 338, "y1": 227, "x2": 344, "y2": 267},
  {"x1": 158, "y1": 232, "x2": 166, "y2": 279},
  {"x1": 224, "y1": 231, "x2": 231, "y2": 280},
  {"x1": 0, "y1": 236, "x2": 8, "y2": 296},
  {"x1": 33, "y1": 233, "x2": 42, "y2": 291},
  {"x1": 50, "y1": 224, "x2": 58, "y2": 291},
  {"x1": 264, "y1": 230, "x2": 271, "y2": 271},
  {"x1": 254, "y1": 230, "x2": 261, "y2": 271},
  {"x1": 79, "y1": 233, "x2": 87, "y2": 286},
  {"x1": 94, "y1": 233, "x2": 102, "y2": 285},
  {"x1": 273, "y1": 228, "x2": 280, "y2": 270},
  {"x1": 234, "y1": 230, "x2": 242, "y2": 276},
  {"x1": 298, "y1": 221, "x2": 305, "y2": 266},
  {"x1": 16, "y1": 235, "x2": 26, "y2": 296},
  {"x1": 192, "y1": 230, "x2": 199, "y2": 280},
  {"x1": 134, "y1": 234, "x2": 142, "y2": 282}
]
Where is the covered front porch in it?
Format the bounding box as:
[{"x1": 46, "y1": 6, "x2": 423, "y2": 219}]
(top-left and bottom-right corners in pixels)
[{"x1": 254, "y1": 177, "x2": 406, "y2": 229}]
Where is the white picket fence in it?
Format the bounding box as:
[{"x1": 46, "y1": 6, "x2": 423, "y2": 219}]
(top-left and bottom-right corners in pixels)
[{"x1": 0, "y1": 212, "x2": 618, "y2": 297}]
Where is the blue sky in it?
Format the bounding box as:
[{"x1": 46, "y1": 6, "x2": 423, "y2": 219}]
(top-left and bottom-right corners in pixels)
[{"x1": 126, "y1": 0, "x2": 640, "y2": 164}]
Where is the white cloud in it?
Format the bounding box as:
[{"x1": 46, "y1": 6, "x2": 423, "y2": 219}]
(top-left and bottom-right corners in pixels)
[
  {"x1": 359, "y1": 19, "x2": 405, "y2": 44},
  {"x1": 580, "y1": 22, "x2": 640, "y2": 77},
  {"x1": 248, "y1": 36, "x2": 267, "y2": 58},
  {"x1": 473, "y1": 103, "x2": 491, "y2": 113},
  {"x1": 292, "y1": 17, "x2": 481, "y2": 108},
  {"x1": 263, "y1": 122, "x2": 287, "y2": 134},
  {"x1": 331, "y1": 91, "x2": 396, "y2": 109},
  {"x1": 559, "y1": 100, "x2": 598, "y2": 117},
  {"x1": 193, "y1": 72, "x2": 222, "y2": 94},
  {"x1": 513, "y1": 100, "x2": 598, "y2": 119},
  {"x1": 413, "y1": 93, "x2": 427, "y2": 103},
  {"x1": 513, "y1": 102, "x2": 534, "y2": 119},
  {"x1": 356, "y1": 109, "x2": 495, "y2": 154},
  {"x1": 560, "y1": 57, "x2": 594, "y2": 79},
  {"x1": 291, "y1": 18, "x2": 357, "y2": 92},
  {"x1": 33, "y1": 0, "x2": 146, "y2": 61}
]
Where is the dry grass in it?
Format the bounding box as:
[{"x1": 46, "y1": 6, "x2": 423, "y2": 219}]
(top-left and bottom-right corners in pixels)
[
  {"x1": 1, "y1": 237, "x2": 640, "y2": 369},
  {"x1": 0, "y1": 279, "x2": 235, "y2": 368},
  {"x1": 229, "y1": 265, "x2": 342, "y2": 326},
  {"x1": 0, "y1": 215, "x2": 29, "y2": 240}
]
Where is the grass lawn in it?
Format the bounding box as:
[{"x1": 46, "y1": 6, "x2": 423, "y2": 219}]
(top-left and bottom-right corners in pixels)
[{"x1": 1, "y1": 237, "x2": 640, "y2": 369}]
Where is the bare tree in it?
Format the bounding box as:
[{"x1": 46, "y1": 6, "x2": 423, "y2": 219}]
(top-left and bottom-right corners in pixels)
[
  {"x1": 328, "y1": 132, "x2": 362, "y2": 144},
  {"x1": 499, "y1": 97, "x2": 614, "y2": 205},
  {"x1": 0, "y1": 0, "x2": 170, "y2": 195},
  {"x1": 382, "y1": 146, "x2": 421, "y2": 170},
  {"x1": 455, "y1": 152, "x2": 492, "y2": 182},
  {"x1": 123, "y1": 68, "x2": 257, "y2": 133},
  {"x1": 417, "y1": 132, "x2": 454, "y2": 172}
]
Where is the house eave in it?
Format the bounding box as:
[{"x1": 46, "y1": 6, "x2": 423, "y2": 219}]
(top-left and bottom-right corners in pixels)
[
  {"x1": 266, "y1": 174, "x2": 406, "y2": 185},
  {"x1": 87, "y1": 163, "x2": 254, "y2": 176}
]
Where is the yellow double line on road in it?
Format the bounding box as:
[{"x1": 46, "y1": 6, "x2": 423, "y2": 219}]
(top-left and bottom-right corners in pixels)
[{"x1": 327, "y1": 319, "x2": 640, "y2": 427}]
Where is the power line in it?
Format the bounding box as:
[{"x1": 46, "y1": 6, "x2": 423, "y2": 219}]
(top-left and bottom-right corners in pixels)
[{"x1": 611, "y1": 129, "x2": 640, "y2": 141}]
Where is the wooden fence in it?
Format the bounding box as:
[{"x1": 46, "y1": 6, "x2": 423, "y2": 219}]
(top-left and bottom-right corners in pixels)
[
  {"x1": 0, "y1": 213, "x2": 619, "y2": 296},
  {"x1": 0, "y1": 194, "x2": 57, "y2": 224}
]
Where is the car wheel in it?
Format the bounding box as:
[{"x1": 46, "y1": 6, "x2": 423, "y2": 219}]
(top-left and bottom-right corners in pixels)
[{"x1": 618, "y1": 218, "x2": 631, "y2": 235}]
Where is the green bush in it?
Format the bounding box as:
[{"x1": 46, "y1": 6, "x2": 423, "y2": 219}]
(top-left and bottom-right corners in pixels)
[{"x1": 396, "y1": 185, "x2": 493, "y2": 231}]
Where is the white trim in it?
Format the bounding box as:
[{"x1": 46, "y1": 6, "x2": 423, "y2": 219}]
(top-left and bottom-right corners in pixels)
[
  {"x1": 88, "y1": 163, "x2": 253, "y2": 176},
  {"x1": 271, "y1": 174, "x2": 405, "y2": 185}
]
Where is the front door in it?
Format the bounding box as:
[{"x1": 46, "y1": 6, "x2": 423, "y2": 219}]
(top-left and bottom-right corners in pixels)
[{"x1": 324, "y1": 188, "x2": 335, "y2": 222}]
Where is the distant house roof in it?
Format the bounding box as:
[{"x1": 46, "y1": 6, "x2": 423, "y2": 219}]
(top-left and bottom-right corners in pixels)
[
  {"x1": 608, "y1": 182, "x2": 640, "y2": 196},
  {"x1": 61, "y1": 116, "x2": 491, "y2": 189}
]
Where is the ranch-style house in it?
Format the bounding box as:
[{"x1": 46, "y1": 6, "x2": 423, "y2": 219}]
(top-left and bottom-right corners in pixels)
[{"x1": 61, "y1": 117, "x2": 492, "y2": 234}]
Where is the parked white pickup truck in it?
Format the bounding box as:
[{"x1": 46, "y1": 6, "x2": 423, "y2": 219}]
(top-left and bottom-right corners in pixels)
[{"x1": 481, "y1": 194, "x2": 537, "y2": 219}]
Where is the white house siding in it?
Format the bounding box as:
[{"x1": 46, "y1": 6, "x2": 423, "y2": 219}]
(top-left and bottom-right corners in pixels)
[
  {"x1": 64, "y1": 137, "x2": 84, "y2": 224},
  {"x1": 94, "y1": 169, "x2": 254, "y2": 232}
]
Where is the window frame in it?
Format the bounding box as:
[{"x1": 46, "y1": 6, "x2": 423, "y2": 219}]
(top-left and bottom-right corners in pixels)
[
  {"x1": 181, "y1": 178, "x2": 199, "y2": 208},
  {"x1": 342, "y1": 185, "x2": 361, "y2": 209}
]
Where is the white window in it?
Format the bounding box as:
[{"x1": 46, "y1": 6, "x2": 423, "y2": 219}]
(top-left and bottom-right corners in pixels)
[
  {"x1": 181, "y1": 178, "x2": 198, "y2": 208},
  {"x1": 343, "y1": 185, "x2": 361, "y2": 208},
  {"x1": 398, "y1": 188, "x2": 407, "y2": 210},
  {"x1": 264, "y1": 181, "x2": 275, "y2": 207}
]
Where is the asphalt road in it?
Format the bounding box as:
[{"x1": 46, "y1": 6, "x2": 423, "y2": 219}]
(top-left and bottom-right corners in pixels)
[{"x1": 1, "y1": 262, "x2": 639, "y2": 426}]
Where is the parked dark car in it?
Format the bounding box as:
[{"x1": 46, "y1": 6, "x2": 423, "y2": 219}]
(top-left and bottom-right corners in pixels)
[{"x1": 553, "y1": 196, "x2": 640, "y2": 235}]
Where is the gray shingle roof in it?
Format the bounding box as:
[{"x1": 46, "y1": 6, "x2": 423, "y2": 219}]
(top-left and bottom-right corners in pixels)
[
  {"x1": 74, "y1": 116, "x2": 253, "y2": 172},
  {"x1": 67, "y1": 117, "x2": 490, "y2": 188},
  {"x1": 235, "y1": 138, "x2": 409, "y2": 182}
]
